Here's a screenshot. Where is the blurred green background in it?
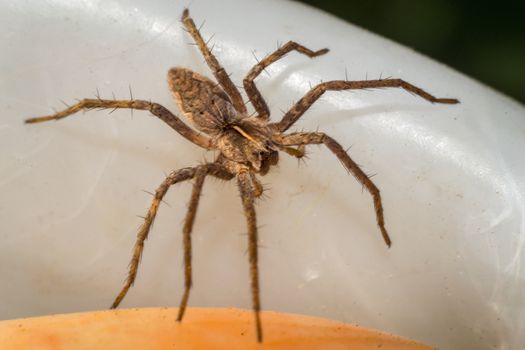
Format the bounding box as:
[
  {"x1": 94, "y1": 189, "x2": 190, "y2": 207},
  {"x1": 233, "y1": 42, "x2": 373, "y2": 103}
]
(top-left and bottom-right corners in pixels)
[{"x1": 296, "y1": 0, "x2": 525, "y2": 105}]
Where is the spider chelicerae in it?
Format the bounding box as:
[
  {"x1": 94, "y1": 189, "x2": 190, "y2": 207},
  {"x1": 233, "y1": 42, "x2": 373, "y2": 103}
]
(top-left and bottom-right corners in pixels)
[{"x1": 25, "y1": 9, "x2": 459, "y2": 342}]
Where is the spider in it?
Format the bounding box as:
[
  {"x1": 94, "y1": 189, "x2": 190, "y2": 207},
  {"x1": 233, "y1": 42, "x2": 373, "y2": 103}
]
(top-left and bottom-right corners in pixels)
[{"x1": 25, "y1": 9, "x2": 459, "y2": 342}]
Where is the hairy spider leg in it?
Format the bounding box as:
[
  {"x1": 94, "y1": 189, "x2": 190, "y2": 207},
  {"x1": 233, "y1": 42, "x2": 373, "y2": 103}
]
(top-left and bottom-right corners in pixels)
[
  {"x1": 109, "y1": 163, "x2": 233, "y2": 310},
  {"x1": 181, "y1": 9, "x2": 247, "y2": 114},
  {"x1": 237, "y1": 171, "x2": 263, "y2": 342},
  {"x1": 277, "y1": 132, "x2": 392, "y2": 247},
  {"x1": 176, "y1": 163, "x2": 234, "y2": 322},
  {"x1": 111, "y1": 167, "x2": 198, "y2": 308},
  {"x1": 274, "y1": 79, "x2": 460, "y2": 132},
  {"x1": 176, "y1": 167, "x2": 206, "y2": 321},
  {"x1": 24, "y1": 98, "x2": 212, "y2": 149},
  {"x1": 249, "y1": 172, "x2": 264, "y2": 198},
  {"x1": 243, "y1": 41, "x2": 329, "y2": 120},
  {"x1": 280, "y1": 144, "x2": 306, "y2": 159}
]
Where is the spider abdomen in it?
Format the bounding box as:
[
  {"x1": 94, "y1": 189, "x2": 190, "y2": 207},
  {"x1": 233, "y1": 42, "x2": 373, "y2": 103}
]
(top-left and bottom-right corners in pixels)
[{"x1": 168, "y1": 67, "x2": 240, "y2": 135}]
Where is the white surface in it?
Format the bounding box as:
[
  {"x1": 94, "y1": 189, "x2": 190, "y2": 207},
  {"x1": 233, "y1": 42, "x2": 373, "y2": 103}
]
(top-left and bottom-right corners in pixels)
[{"x1": 1, "y1": 1, "x2": 525, "y2": 349}]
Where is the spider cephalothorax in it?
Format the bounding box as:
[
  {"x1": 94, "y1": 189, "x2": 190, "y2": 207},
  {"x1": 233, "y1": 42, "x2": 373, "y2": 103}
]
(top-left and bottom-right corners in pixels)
[
  {"x1": 25, "y1": 9, "x2": 459, "y2": 342},
  {"x1": 169, "y1": 66, "x2": 281, "y2": 175}
]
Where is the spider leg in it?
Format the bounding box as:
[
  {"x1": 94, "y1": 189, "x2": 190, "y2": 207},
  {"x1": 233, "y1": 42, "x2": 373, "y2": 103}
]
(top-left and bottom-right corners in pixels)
[
  {"x1": 181, "y1": 9, "x2": 247, "y2": 114},
  {"x1": 249, "y1": 172, "x2": 264, "y2": 198},
  {"x1": 25, "y1": 98, "x2": 212, "y2": 149},
  {"x1": 276, "y1": 132, "x2": 391, "y2": 247},
  {"x1": 237, "y1": 170, "x2": 263, "y2": 342},
  {"x1": 273, "y1": 79, "x2": 460, "y2": 132},
  {"x1": 111, "y1": 166, "x2": 198, "y2": 309},
  {"x1": 177, "y1": 163, "x2": 234, "y2": 322},
  {"x1": 176, "y1": 167, "x2": 206, "y2": 322},
  {"x1": 243, "y1": 41, "x2": 328, "y2": 120},
  {"x1": 280, "y1": 145, "x2": 306, "y2": 159}
]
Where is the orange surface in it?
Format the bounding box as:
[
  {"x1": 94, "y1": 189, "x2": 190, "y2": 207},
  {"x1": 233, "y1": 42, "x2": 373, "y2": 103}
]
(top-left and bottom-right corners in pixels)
[{"x1": 0, "y1": 308, "x2": 435, "y2": 350}]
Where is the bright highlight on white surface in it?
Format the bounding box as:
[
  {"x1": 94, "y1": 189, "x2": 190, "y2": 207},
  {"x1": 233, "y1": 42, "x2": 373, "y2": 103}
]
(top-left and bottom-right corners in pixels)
[{"x1": 1, "y1": 1, "x2": 524, "y2": 349}]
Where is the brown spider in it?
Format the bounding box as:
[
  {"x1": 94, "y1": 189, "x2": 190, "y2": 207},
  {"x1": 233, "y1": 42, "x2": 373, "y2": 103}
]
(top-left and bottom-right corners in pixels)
[{"x1": 25, "y1": 9, "x2": 459, "y2": 342}]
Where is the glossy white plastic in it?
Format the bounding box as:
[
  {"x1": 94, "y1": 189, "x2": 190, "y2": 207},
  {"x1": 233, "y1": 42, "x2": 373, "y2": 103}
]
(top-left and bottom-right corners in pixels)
[{"x1": 1, "y1": 1, "x2": 524, "y2": 349}]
